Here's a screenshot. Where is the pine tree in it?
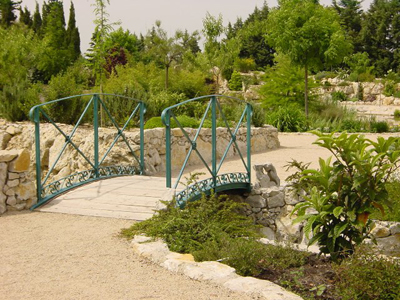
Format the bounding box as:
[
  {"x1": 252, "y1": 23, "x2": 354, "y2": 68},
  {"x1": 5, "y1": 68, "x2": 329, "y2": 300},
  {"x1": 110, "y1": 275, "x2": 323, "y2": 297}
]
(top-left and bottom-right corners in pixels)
[
  {"x1": 66, "y1": 1, "x2": 80, "y2": 60},
  {"x1": 359, "y1": 0, "x2": 400, "y2": 75},
  {"x1": 32, "y1": 2, "x2": 42, "y2": 34},
  {"x1": 0, "y1": 0, "x2": 21, "y2": 27},
  {"x1": 19, "y1": 6, "x2": 32, "y2": 27},
  {"x1": 333, "y1": 0, "x2": 363, "y2": 52}
]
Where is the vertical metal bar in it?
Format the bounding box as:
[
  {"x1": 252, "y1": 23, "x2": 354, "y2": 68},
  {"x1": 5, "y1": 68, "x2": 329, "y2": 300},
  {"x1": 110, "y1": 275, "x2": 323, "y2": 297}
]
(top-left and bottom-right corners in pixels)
[
  {"x1": 34, "y1": 108, "x2": 42, "y2": 203},
  {"x1": 93, "y1": 94, "x2": 99, "y2": 178},
  {"x1": 165, "y1": 110, "x2": 172, "y2": 188},
  {"x1": 246, "y1": 103, "x2": 252, "y2": 186},
  {"x1": 211, "y1": 96, "x2": 217, "y2": 188},
  {"x1": 140, "y1": 102, "x2": 145, "y2": 175}
]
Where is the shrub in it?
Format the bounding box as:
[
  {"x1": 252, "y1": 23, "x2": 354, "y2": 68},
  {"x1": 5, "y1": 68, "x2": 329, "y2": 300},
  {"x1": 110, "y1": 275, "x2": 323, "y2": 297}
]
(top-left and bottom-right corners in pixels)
[
  {"x1": 370, "y1": 181, "x2": 400, "y2": 222},
  {"x1": 340, "y1": 118, "x2": 363, "y2": 132},
  {"x1": 234, "y1": 58, "x2": 256, "y2": 73},
  {"x1": 331, "y1": 91, "x2": 348, "y2": 102},
  {"x1": 266, "y1": 106, "x2": 306, "y2": 132},
  {"x1": 384, "y1": 80, "x2": 396, "y2": 97},
  {"x1": 229, "y1": 71, "x2": 243, "y2": 91},
  {"x1": 144, "y1": 115, "x2": 199, "y2": 129},
  {"x1": 395, "y1": 109, "x2": 400, "y2": 120},
  {"x1": 121, "y1": 193, "x2": 260, "y2": 254},
  {"x1": 251, "y1": 102, "x2": 265, "y2": 127},
  {"x1": 292, "y1": 132, "x2": 400, "y2": 260},
  {"x1": 370, "y1": 120, "x2": 389, "y2": 133},
  {"x1": 315, "y1": 71, "x2": 336, "y2": 81},
  {"x1": 334, "y1": 246, "x2": 400, "y2": 299}
]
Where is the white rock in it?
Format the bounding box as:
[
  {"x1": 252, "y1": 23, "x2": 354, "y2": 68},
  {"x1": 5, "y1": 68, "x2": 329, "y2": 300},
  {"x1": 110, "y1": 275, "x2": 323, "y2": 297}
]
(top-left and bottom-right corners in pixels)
[
  {"x1": 7, "y1": 179, "x2": 19, "y2": 188},
  {"x1": 0, "y1": 131, "x2": 11, "y2": 150},
  {"x1": 245, "y1": 195, "x2": 266, "y2": 208},
  {"x1": 14, "y1": 181, "x2": 36, "y2": 201},
  {"x1": 131, "y1": 240, "x2": 170, "y2": 264},
  {"x1": 0, "y1": 162, "x2": 7, "y2": 189},
  {"x1": 0, "y1": 191, "x2": 6, "y2": 205},
  {"x1": 389, "y1": 224, "x2": 400, "y2": 235},
  {"x1": 6, "y1": 196, "x2": 17, "y2": 206},
  {"x1": 376, "y1": 234, "x2": 400, "y2": 256},
  {"x1": 223, "y1": 277, "x2": 302, "y2": 300},
  {"x1": 131, "y1": 235, "x2": 152, "y2": 244},
  {"x1": 0, "y1": 150, "x2": 18, "y2": 162},
  {"x1": 183, "y1": 261, "x2": 238, "y2": 284},
  {"x1": 260, "y1": 227, "x2": 276, "y2": 240},
  {"x1": 6, "y1": 126, "x2": 22, "y2": 136},
  {"x1": 371, "y1": 224, "x2": 390, "y2": 238},
  {"x1": 268, "y1": 192, "x2": 285, "y2": 208},
  {"x1": 8, "y1": 172, "x2": 19, "y2": 180},
  {"x1": 0, "y1": 202, "x2": 6, "y2": 214}
]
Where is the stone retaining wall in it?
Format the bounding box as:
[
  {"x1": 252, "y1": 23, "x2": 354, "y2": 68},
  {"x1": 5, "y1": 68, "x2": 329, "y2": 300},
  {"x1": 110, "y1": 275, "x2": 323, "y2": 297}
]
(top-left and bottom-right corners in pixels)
[
  {"x1": 241, "y1": 163, "x2": 400, "y2": 256},
  {"x1": 0, "y1": 149, "x2": 37, "y2": 214}
]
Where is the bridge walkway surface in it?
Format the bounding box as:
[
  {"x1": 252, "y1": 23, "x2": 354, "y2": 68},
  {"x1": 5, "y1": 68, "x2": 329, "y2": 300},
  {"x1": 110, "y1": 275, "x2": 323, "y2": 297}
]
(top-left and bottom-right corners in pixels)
[{"x1": 38, "y1": 176, "x2": 173, "y2": 220}]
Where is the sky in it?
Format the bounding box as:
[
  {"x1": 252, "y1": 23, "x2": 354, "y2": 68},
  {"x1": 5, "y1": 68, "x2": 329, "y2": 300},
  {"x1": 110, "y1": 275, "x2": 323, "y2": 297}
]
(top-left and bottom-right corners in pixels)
[{"x1": 20, "y1": 0, "x2": 373, "y2": 53}]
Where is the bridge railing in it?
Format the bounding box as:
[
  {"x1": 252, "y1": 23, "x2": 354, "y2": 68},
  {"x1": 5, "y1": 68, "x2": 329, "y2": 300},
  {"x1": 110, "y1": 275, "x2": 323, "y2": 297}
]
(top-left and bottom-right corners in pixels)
[
  {"x1": 29, "y1": 93, "x2": 146, "y2": 209},
  {"x1": 161, "y1": 95, "x2": 252, "y2": 207}
]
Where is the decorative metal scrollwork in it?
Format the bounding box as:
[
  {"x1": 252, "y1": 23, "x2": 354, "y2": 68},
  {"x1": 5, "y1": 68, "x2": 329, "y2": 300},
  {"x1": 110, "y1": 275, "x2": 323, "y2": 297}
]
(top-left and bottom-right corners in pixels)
[
  {"x1": 41, "y1": 165, "x2": 139, "y2": 199},
  {"x1": 175, "y1": 172, "x2": 250, "y2": 207}
]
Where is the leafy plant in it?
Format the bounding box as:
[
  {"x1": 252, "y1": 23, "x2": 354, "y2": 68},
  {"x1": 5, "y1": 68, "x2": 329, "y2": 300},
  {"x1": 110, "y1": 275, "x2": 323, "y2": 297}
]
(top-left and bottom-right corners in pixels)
[
  {"x1": 370, "y1": 120, "x2": 389, "y2": 133},
  {"x1": 144, "y1": 115, "x2": 199, "y2": 129},
  {"x1": 292, "y1": 131, "x2": 400, "y2": 260},
  {"x1": 331, "y1": 91, "x2": 348, "y2": 102},
  {"x1": 395, "y1": 109, "x2": 400, "y2": 120},
  {"x1": 229, "y1": 70, "x2": 243, "y2": 91},
  {"x1": 266, "y1": 105, "x2": 306, "y2": 132}
]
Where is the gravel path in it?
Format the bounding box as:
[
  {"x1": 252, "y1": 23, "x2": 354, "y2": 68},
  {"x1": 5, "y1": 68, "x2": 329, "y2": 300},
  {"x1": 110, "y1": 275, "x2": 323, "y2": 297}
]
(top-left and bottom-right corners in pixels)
[{"x1": 0, "y1": 212, "x2": 255, "y2": 300}]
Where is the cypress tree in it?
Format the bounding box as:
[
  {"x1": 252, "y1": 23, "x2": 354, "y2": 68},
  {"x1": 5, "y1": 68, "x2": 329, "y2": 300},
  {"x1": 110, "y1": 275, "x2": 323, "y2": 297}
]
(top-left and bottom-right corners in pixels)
[
  {"x1": 19, "y1": 6, "x2": 32, "y2": 27},
  {"x1": 0, "y1": 0, "x2": 21, "y2": 27},
  {"x1": 32, "y1": 2, "x2": 42, "y2": 34},
  {"x1": 66, "y1": 1, "x2": 80, "y2": 60}
]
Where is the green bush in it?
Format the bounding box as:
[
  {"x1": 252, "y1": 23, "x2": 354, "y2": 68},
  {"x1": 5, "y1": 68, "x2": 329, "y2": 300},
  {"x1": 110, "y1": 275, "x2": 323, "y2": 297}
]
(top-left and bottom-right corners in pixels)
[
  {"x1": 331, "y1": 91, "x2": 348, "y2": 102},
  {"x1": 384, "y1": 80, "x2": 396, "y2": 96},
  {"x1": 121, "y1": 193, "x2": 260, "y2": 254},
  {"x1": 266, "y1": 106, "x2": 306, "y2": 132},
  {"x1": 370, "y1": 181, "x2": 400, "y2": 222},
  {"x1": 340, "y1": 118, "x2": 363, "y2": 132},
  {"x1": 370, "y1": 120, "x2": 389, "y2": 133},
  {"x1": 251, "y1": 102, "x2": 265, "y2": 127},
  {"x1": 234, "y1": 58, "x2": 256, "y2": 73},
  {"x1": 394, "y1": 109, "x2": 400, "y2": 119},
  {"x1": 144, "y1": 115, "x2": 199, "y2": 129},
  {"x1": 291, "y1": 132, "x2": 400, "y2": 260},
  {"x1": 229, "y1": 70, "x2": 243, "y2": 91},
  {"x1": 334, "y1": 246, "x2": 400, "y2": 299},
  {"x1": 315, "y1": 71, "x2": 336, "y2": 81}
]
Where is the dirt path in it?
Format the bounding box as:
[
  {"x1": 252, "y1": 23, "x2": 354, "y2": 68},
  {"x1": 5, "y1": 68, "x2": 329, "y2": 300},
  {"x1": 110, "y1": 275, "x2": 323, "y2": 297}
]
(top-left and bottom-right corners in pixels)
[{"x1": 0, "y1": 212, "x2": 255, "y2": 300}]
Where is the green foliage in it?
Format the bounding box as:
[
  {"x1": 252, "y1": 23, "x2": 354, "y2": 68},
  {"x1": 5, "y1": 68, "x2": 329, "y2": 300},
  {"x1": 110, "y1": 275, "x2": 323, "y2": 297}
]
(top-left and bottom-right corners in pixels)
[
  {"x1": 334, "y1": 246, "x2": 400, "y2": 299},
  {"x1": 146, "y1": 91, "x2": 186, "y2": 117},
  {"x1": 228, "y1": 70, "x2": 242, "y2": 91},
  {"x1": 234, "y1": 58, "x2": 256, "y2": 73},
  {"x1": 331, "y1": 91, "x2": 348, "y2": 102},
  {"x1": 384, "y1": 80, "x2": 396, "y2": 96},
  {"x1": 266, "y1": 106, "x2": 306, "y2": 132},
  {"x1": 251, "y1": 102, "x2": 265, "y2": 127},
  {"x1": 315, "y1": 71, "x2": 336, "y2": 81},
  {"x1": 0, "y1": 0, "x2": 20, "y2": 27},
  {"x1": 370, "y1": 181, "x2": 400, "y2": 222},
  {"x1": 394, "y1": 109, "x2": 400, "y2": 119},
  {"x1": 345, "y1": 52, "x2": 375, "y2": 82},
  {"x1": 370, "y1": 120, "x2": 389, "y2": 133},
  {"x1": 144, "y1": 115, "x2": 199, "y2": 129},
  {"x1": 121, "y1": 193, "x2": 260, "y2": 254},
  {"x1": 291, "y1": 132, "x2": 400, "y2": 260},
  {"x1": 260, "y1": 54, "x2": 317, "y2": 109}
]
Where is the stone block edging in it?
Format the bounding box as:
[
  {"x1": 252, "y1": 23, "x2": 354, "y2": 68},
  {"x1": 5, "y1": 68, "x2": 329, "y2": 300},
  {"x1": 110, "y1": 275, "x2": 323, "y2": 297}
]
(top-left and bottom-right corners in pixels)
[{"x1": 131, "y1": 235, "x2": 303, "y2": 300}]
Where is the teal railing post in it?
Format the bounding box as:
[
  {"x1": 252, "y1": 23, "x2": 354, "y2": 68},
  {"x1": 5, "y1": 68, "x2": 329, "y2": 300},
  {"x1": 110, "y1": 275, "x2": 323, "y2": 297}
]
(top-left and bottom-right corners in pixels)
[
  {"x1": 246, "y1": 103, "x2": 252, "y2": 187},
  {"x1": 139, "y1": 101, "x2": 145, "y2": 174},
  {"x1": 34, "y1": 108, "x2": 42, "y2": 202},
  {"x1": 211, "y1": 96, "x2": 217, "y2": 188},
  {"x1": 165, "y1": 110, "x2": 172, "y2": 188},
  {"x1": 93, "y1": 94, "x2": 99, "y2": 178}
]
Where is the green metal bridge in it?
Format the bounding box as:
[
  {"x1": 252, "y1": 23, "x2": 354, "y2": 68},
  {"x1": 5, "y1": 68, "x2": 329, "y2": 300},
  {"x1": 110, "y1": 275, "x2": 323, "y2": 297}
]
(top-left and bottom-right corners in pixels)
[{"x1": 29, "y1": 94, "x2": 253, "y2": 219}]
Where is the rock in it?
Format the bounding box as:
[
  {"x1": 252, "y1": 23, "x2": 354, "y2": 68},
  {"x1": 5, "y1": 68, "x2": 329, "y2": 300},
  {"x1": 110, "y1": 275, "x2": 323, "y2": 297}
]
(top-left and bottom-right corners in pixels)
[
  {"x1": 376, "y1": 234, "x2": 400, "y2": 256},
  {"x1": 6, "y1": 196, "x2": 17, "y2": 206},
  {"x1": 261, "y1": 227, "x2": 276, "y2": 240},
  {"x1": 9, "y1": 149, "x2": 30, "y2": 172},
  {"x1": 0, "y1": 150, "x2": 19, "y2": 162},
  {"x1": 0, "y1": 202, "x2": 6, "y2": 214},
  {"x1": 223, "y1": 277, "x2": 302, "y2": 300},
  {"x1": 7, "y1": 179, "x2": 19, "y2": 188},
  {"x1": 268, "y1": 191, "x2": 285, "y2": 208},
  {"x1": 285, "y1": 187, "x2": 300, "y2": 205},
  {"x1": 6, "y1": 126, "x2": 22, "y2": 136},
  {"x1": 0, "y1": 131, "x2": 11, "y2": 150},
  {"x1": 131, "y1": 235, "x2": 152, "y2": 244},
  {"x1": 14, "y1": 181, "x2": 36, "y2": 201},
  {"x1": 5, "y1": 188, "x2": 15, "y2": 196},
  {"x1": 389, "y1": 224, "x2": 400, "y2": 235},
  {"x1": 276, "y1": 214, "x2": 303, "y2": 243},
  {"x1": 131, "y1": 240, "x2": 170, "y2": 264},
  {"x1": 371, "y1": 224, "x2": 390, "y2": 238},
  {"x1": 245, "y1": 195, "x2": 266, "y2": 208},
  {"x1": 8, "y1": 172, "x2": 19, "y2": 180},
  {"x1": 254, "y1": 163, "x2": 280, "y2": 188},
  {"x1": 382, "y1": 96, "x2": 394, "y2": 106},
  {"x1": 0, "y1": 162, "x2": 7, "y2": 188},
  {"x1": 183, "y1": 261, "x2": 238, "y2": 284},
  {"x1": 25, "y1": 197, "x2": 38, "y2": 209},
  {"x1": 0, "y1": 191, "x2": 6, "y2": 205},
  {"x1": 162, "y1": 253, "x2": 197, "y2": 273}
]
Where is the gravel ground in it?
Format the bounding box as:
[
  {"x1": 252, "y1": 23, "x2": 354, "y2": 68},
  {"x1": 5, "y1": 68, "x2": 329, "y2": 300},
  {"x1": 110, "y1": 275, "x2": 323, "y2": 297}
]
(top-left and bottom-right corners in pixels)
[{"x1": 0, "y1": 212, "x2": 256, "y2": 300}]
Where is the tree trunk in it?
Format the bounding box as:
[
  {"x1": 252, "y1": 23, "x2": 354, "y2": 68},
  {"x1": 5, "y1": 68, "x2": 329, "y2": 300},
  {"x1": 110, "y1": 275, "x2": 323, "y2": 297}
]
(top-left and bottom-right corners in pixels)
[
  {"x1": 165, "y1": 65, "x2": 169, "y2": 90},
  {"x1": 304, "y1": 65, "x2": 309, "y2": 118}
]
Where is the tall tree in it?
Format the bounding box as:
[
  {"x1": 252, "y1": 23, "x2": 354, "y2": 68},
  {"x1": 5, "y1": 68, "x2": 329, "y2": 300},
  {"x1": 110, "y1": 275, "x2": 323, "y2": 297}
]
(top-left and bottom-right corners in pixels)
[
  {"x1": 66, "y1": 1, "x2": 80, "y2": 60},
  {"x1": 267, "y1": 0, "x2": 351, "y2": 116},
  {"x1": 145, "y1": 21, "x2": 185, "y2": 90},
  {"x1": 0, "y1": 0, "x2": 20, "y2": 27},
  {"x1": 359, "y1": 0, "x2": 400, "y2": 75},
  {"x1": 19, "y1": 6, "x2": 32, "y2": 27},
  {"x1": 333, "y1": 0, "x2": 363, "y2": 52},
  {"x1": 32, "y1": 2, "x2": 42, "y2": 34}
]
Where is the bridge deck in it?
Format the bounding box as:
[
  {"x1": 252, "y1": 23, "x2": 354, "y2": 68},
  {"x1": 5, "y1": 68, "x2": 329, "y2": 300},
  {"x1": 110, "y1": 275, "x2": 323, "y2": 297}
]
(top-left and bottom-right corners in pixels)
[{"x1": 38, "y1": 176, "x2": 170, "y2": 221}]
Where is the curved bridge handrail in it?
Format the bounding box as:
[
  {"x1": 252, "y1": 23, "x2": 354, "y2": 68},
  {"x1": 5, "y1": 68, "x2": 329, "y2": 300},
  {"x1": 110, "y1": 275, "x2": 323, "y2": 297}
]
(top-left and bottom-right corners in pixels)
[
  {"x1": 29, "y1": 93, "x2": 145, "y2": 121},
  {"x1": 30, "y1": 93, "x2": 146, "y2": 210},
  {"x1": 162, "y1": 95, "x2": 253, "y2": 205}
]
